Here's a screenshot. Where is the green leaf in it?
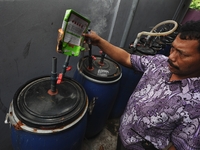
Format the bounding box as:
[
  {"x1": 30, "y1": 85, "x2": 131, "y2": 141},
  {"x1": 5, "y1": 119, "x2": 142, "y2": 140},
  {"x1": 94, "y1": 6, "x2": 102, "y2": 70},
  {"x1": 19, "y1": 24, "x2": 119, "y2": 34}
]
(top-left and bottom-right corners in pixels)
[{"x1": 189, "y1": 0, "x2": 200, "y2": 10}]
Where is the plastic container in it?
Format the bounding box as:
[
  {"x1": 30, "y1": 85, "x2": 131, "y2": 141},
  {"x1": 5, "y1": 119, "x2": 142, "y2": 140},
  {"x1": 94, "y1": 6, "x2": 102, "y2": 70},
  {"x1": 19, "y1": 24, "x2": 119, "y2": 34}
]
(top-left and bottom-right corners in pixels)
[
  {"x1": 5, "y1": 76, "x2": 88, "y2": 150},
  {"x1": 73, "y1": 55, "x2": 122, "y2": 138},
  {"x1": 109, "y1": 66, "x2": 143, "y2": 118}
]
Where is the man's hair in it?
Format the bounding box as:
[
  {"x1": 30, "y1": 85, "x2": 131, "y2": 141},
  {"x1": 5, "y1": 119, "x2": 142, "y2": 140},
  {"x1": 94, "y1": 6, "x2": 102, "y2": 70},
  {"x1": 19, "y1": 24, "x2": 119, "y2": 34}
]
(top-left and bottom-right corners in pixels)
[{"x1": 179, "y1": 20, "x2": 200, "y2": 52}]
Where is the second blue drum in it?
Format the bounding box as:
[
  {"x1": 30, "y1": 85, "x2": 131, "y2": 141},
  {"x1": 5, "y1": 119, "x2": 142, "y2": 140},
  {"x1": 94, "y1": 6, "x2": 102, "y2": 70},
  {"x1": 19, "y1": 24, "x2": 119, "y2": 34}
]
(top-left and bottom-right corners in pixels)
[
  {"x1": 109, "y1": 65, "x2": 143, "y2": 118},
  {"x1": 73, "y1": 55, "x2": 122, "y2": 138}
]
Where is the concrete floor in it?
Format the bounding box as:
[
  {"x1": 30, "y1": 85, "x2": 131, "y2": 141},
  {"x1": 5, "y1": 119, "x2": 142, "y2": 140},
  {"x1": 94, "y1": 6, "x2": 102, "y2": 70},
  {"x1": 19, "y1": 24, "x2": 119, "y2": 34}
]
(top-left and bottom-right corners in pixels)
[{"x1": 81, "y1": 118, "x2": 120, "y2": 150}]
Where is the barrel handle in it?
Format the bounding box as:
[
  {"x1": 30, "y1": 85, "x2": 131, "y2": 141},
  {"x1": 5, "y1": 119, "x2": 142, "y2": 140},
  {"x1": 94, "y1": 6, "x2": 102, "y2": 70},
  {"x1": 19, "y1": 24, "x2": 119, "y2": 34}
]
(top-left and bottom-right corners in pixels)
[{"x1": 88, "y1": 97, "x2": 97, "y2": 115}]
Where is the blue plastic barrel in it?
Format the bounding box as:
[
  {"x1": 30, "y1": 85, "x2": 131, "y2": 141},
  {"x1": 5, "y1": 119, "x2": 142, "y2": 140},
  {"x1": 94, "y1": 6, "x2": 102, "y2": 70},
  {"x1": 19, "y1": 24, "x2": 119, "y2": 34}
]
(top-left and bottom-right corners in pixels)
[
  {"x1": 109, "y1": 66, "x2": 143, "y2": 118},
  {"x1": 5, "y1": 76, "x2": 88, "y2": 150},
  {"x1": 73, "y1": 55, "x2": 122, "y2": 138}
]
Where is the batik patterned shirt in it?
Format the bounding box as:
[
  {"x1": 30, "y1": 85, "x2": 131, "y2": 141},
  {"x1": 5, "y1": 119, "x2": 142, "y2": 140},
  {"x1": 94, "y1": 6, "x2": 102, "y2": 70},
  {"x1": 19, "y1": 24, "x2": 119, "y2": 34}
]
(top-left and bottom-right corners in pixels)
[{"x1": 119, "y1": 54, "x2": 200, "y2": 150}]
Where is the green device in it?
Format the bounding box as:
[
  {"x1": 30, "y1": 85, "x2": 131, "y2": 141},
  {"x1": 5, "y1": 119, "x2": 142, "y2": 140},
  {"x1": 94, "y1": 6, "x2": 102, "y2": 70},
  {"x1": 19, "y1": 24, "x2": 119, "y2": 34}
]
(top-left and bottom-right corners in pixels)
[{"x1": 57, "y1": 9, "x2": 90, "y2": 56}]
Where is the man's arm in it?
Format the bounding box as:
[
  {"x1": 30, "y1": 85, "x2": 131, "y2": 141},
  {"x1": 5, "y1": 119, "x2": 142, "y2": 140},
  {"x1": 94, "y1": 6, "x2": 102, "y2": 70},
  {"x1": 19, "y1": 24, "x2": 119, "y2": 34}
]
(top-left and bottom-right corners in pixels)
[{"x1": 83, "y1": 31, "x2": 132, "y2": 68}]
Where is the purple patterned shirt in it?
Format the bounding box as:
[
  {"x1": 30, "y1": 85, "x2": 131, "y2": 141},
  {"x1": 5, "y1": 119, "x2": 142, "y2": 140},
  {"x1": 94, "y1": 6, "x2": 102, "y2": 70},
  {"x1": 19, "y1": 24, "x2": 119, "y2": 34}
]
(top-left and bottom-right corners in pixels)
[{"x1": 119, "y1": 54, "x2": 200, "y2": 150}]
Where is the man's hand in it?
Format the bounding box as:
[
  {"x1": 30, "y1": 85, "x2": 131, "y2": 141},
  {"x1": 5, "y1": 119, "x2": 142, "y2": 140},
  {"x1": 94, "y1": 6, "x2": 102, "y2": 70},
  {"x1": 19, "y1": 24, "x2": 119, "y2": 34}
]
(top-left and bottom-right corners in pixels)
[{"x1": 82, "y1": 30, "x2": 102, "y2": 46}]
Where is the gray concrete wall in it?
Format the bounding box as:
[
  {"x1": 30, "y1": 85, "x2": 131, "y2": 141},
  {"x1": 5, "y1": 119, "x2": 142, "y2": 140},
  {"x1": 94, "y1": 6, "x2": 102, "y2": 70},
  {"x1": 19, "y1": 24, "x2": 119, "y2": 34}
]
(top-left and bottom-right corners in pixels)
[
  {"x1": 111, "y1": 0, "x2": 192, "y2": 47},
  {"x1": 0, "y1": 0, "x2": 190, "y2": 149}
]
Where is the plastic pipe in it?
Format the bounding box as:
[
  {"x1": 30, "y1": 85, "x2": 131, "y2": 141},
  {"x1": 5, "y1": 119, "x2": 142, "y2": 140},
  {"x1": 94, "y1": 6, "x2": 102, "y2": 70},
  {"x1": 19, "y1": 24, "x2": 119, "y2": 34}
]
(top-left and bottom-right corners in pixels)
[
  {"x1": 107, "y1": 0, "x2": 121, "y2": 42},
  {"x1": 133, "y1": 20, "x2": 178, "y2": 48},
  {"x1": 120, "y1": 0, "x2": 139, "y2": 47},
  {"x1": 51, "y1": 57, "x2": 57, "y2": 93},
  {"x1": 100, "y1": 0, "x2": 121, "y2": 64}
]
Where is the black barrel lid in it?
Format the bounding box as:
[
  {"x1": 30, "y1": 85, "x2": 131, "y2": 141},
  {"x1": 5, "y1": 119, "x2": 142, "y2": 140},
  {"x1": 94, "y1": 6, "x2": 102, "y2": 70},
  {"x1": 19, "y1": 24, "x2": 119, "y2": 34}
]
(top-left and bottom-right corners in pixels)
[
  {"x1": 13, "y1": 76, "x2": 87, "y2": 129},
  {"x1": 136, "y1": 45, "x2": 157, "y2": 55},
  {"x1": 78, "y1": 55, "x2": 121, "y2": 81}
]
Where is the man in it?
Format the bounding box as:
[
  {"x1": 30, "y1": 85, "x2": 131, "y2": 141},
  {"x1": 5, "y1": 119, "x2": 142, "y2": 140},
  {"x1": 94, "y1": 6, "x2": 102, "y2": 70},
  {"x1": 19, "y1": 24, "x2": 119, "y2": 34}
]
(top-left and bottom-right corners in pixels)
[{"x1": 83, "y1": 20, "x2": 200, "y2": 150}]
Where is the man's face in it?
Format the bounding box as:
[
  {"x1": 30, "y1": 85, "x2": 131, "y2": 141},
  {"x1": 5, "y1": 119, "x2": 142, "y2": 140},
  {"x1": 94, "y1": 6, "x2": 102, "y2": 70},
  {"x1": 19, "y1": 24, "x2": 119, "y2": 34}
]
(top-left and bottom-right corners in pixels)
[{"x1": 168, "y1": 34, "x2": 200, "y2": 79}]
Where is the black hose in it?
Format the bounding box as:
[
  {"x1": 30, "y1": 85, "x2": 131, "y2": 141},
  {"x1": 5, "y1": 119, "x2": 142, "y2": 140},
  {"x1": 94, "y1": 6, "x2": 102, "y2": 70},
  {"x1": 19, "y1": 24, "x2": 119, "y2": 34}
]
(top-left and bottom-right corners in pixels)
[
  {"x1": 51, "y1": 57, "x2": 57, "y2": 93},
  {"x1": 87, "y1": 28, "x2": 93, "y2": 69}
]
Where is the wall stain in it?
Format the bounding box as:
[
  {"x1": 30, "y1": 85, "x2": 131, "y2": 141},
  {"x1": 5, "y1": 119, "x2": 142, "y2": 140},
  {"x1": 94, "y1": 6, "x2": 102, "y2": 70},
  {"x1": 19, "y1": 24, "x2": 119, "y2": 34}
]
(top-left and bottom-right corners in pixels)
[{"x1": 23, "y1": 40, "x2": 32, "y2": 59}]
